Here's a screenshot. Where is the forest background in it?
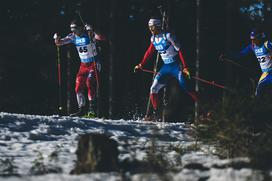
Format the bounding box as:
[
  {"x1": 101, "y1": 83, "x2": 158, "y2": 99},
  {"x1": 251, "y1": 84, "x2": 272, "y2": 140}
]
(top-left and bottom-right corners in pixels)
[{"x1": 0, "y1": 0, "x2": 271, "y2": 119}]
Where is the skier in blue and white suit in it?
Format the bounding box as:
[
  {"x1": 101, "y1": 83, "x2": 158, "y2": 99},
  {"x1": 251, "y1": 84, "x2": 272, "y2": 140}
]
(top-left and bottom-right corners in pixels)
[
  {"x1": 134, "y1": 18, "x2": 198, "y2": 119},
  {"x1": 236, "y1": 29, "x2": 272, "y2": 96}
]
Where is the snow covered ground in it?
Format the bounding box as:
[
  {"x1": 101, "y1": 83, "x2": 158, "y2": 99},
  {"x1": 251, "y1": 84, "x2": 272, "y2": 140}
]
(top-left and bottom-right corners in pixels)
[{"x1": 0, "y1": 112, "x2": 269, "y2": 181}]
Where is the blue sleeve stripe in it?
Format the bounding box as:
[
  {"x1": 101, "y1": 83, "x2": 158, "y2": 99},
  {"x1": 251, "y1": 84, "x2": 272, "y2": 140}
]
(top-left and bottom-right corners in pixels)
[{"x1": 239, "y1": 44, "x2": 252, "y2": 58}]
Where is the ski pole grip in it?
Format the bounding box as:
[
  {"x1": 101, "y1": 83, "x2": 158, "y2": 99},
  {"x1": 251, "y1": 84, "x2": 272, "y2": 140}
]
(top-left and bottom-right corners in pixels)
[{"x1": 219, "y1": 54, "x2": 226, "y2": 61}]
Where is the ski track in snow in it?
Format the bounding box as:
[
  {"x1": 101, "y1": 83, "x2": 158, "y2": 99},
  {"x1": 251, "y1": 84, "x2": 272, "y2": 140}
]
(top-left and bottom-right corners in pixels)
[
  {"x1": 0, "y1": 112, "x2": 268, "y2": 181},
  {"x1": 0, "y1": 112, "x2": 192, "y2": 176}
]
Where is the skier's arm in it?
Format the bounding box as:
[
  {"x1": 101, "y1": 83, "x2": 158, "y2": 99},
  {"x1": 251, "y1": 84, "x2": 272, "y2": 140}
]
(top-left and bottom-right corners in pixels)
[
  {"x1": 167, "y1": 33, "x2": 190, "y2": 77},
  {"x1": 178, "y1": 50, "x2": 191, "y2": 78},
  {"x1": 134, "y1": 43, "x2": 155, "y2": 72},
  {"x1": 140, "y1": 43, "x2": 156, "y2": 66},
  {"x1": 238, "y1": 44, "x2": 253, "y2": 58},
  {"x1": 94, "y1": 33, "x2": 106, "y2": 41},
  {"x1": 178, "y1": 50, "x2": 188, "y2": 68},
  {"x1": 84, "y1": 24, "x2": 106, "y2": 41},
  {"x1": 166, "y1": 34, "x2": 190, "y2": 78},
  {"x1": 220, "y1": 44, "x2": 253, "y2": 61},
  {"x1": 167, "y1": 33, "x2": 181, "y2": 52},
  {"x1": 167, "y1": 33, "x2": 188, "y2": 68},
  {"x1": 54, "y1": 33, "x2": 74, "y2": 46}
]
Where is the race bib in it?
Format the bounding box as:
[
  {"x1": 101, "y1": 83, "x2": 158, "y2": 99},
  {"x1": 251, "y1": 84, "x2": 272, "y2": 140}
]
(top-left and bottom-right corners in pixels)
[{"x1": 77, "y1": 42, "x2": 97, "y2": 60}]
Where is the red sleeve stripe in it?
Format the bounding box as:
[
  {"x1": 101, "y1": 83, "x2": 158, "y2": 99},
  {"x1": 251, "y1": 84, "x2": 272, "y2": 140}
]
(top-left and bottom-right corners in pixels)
[
  {"x1": 178, "y1": 50, "x2": 187, "y2": 68},
  {"x1": 140, "y1": 43, "x2": 156, "y2": 66}
]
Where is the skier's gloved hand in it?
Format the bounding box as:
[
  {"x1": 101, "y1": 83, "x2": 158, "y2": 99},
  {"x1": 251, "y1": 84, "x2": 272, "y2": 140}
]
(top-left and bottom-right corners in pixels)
[
  {"x1": 219, "y1": 53, "x2": 226, "y2": 62},
  {"x1": 85, "y1": 24, "x2": 93, "y2": 31},
  {"x1": 183, "y1": 67, "x2": 190, "y2": 79},
  {"x1": 134, "y1": 64, "x2": 142, "y2": 73},
  {"x1": 95, "y1": 33, "x2": 106, "y2": 41},
  {"x1": 53, "y1": 33, "x2": 59, "y2": 40}
]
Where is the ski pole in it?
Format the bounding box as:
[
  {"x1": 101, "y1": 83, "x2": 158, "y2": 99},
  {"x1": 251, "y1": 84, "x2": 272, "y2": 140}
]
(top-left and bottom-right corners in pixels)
[
  {"x1": 56, "y1": 46, "x2": 63, "y2": 112},
  {"x1": 76, "y1": 11, "x2": 86, "y2": 26},
  {"x1": 191, "y1": 76, "x2": 229, "y2": 90},
  {"x1": 140, "y1": 68, "x2": 231, "y2": 91},
  {"x1": 140, "y1": 68, "x2": 156, "y2": 74},
  {"x1": 219, "y1": 55, "x2": 256, "y2": 74},
  {"x1": 157, "y1": 5, "x2": 168, "y2": 30}
]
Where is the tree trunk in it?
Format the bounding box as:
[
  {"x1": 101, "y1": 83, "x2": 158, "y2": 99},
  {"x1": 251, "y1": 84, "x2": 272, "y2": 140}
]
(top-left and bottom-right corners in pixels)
[
  {"x1": 223, "y1": 0, "x2": 234, "y2": 104},
  {"x1": 195, "y1": 0, "x2": 201, "y2": 120},
  {"x1": 108, "y1": 0, "x2": 117, "y2": 119},
  {"x1": 71, "y1": 133, "x2": 119, "y2": 174}
]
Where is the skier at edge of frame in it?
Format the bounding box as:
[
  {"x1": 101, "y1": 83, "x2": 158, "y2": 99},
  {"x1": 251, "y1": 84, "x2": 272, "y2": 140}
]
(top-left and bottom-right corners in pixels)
[{"x1": 221, "y1": 28, "x2": 272, "y2": 97}]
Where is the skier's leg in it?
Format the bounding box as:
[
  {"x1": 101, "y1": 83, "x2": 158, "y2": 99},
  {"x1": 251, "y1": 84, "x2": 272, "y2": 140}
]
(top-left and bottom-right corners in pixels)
[
  {"x1": 149, "y1": 74, "x2": 166, "y2": 120},
  {"x1": 86, "y1": 67, "x2": 97, "y2": 116},
  {"x1": 86, "y1": 70, "x2": 97, "y2": 101},
  {"x1": 256, "y1": 72, "x2": 272, "y2": 97},
  {"x1": 176, "y1": 70, "x2": 198, "y2": 102},
  {"x1": 70, "y1": 67, "x2": 87, "y2": 117}
]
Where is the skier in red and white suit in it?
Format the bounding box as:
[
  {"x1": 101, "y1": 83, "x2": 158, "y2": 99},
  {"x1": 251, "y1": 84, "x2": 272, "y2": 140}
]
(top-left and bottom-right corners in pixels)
[{"x1": 54, "y1": 20, "x2": 105, "y2": 117}]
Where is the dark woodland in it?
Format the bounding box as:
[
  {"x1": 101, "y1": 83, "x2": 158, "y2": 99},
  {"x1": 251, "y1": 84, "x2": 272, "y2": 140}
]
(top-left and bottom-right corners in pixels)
[{"x1": 1, "y1": 0, "x2": 272, "y2": 120}]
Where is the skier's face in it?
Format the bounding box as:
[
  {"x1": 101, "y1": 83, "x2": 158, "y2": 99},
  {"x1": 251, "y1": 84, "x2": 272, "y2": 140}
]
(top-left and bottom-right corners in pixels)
[
  {"x1": 251, "y1": 38, "x2": 261, "y2": 46},
  {"x1": 70, "y1": 24, "x2": 83, "y2": 36},
  {"x1": 149, "y1": 25, "x2": 160, "y2": 35},
  {"x1": 70, "y1": 27, "x2": 80, "y2": 35}
]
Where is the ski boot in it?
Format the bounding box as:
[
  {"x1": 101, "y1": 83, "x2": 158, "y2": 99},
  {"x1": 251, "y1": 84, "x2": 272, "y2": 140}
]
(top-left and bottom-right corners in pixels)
[
  {"x1": 152, "y1": 109, "x2": 161, "y2": 121},
  {"x1": 86, "y1": 100, "x2": 97, "y2": 118},
  {"x1": 144, "y1": 109, "x2": 161, "y2": 122},
  {"x1": 70, "y1": 107, "x2": 86, "y2": 117}
]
